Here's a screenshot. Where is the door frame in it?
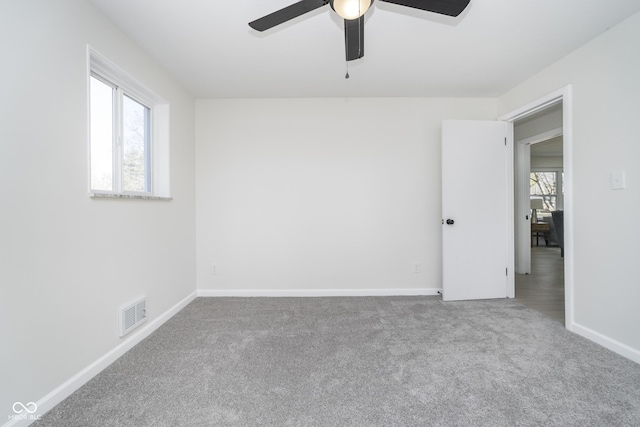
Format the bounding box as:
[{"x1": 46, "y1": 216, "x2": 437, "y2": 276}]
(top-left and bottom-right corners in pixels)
[{"x1": 499, "y1": 85, "x2": 574, "y2": 330}]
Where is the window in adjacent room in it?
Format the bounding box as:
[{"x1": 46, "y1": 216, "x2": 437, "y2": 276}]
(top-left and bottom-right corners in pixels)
[
  {"x1": 530, "y1": 170, "x2": 563, "y2": 220},
  {"x1": 88, "y1": 47, "x2": 170, "y2": 198}
]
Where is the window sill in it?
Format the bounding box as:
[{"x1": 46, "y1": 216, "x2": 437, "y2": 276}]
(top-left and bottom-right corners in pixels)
[{"x1": 89, "y1": 192, "x2": 173, "y2": 201}]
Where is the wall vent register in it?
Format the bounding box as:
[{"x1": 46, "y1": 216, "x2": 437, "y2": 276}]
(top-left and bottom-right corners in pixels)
[{"x1": 119, "y1": 298, "x2": 147, "y2": 337}]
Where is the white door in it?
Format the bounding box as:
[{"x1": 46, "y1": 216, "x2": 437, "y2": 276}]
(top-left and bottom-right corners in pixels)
[{"x1": 442, "y1": 120, "x2": 511, "y2": 301}]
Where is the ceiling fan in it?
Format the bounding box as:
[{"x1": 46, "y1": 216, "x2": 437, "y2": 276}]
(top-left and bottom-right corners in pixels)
[{"x1": 249, "y1": 0, "x2": 470, "y2": 61}]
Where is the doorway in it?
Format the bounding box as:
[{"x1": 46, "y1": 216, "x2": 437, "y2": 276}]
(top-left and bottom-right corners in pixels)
[
  {"x1": 499, "y1": 86, "x2": 574, "y2": 330},
  {"x1": 514, "y1": 112, "x2": 565, "y2": 324}
]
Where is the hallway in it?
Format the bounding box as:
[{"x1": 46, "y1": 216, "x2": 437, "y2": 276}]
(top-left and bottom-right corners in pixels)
[{"x1": 515, "y1": 246, "x2": 565, "y2": 325}]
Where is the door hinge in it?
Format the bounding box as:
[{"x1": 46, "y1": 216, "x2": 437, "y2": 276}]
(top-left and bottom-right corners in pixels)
[
  {"x1": 504, "y1": 137, "x2": 507, "y2": 146},
  {"x1": 506, "y1": 267, "x2": 508, "y2": 276}
]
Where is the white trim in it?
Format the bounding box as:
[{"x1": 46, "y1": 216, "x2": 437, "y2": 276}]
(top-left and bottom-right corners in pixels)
[
  {"x1": 515, "y1": 141, "x2": 531, "y2": 274},
  {"x1": 519, "y1": 127, "x2": 563, "y2": 146},
  {"x1": 89, "y1": 192, "x2": 172, "y2": 201},
  {"x1": 530, "y1": 166, "x2": 563, "y2": 172},
  {"x1": 88, "y1": 48, "x2": 164, "y2": 107},
  {"x1": 572, "y1": 323, "x2": 640, "y2": 365},
  {"x1": 3, "y1": 292, "x2": 198, "y2": 427},
  {"x1": 498, "y1": 88, "x2": 564, "y2": 123},
  {"x1": 505, "y1": 121, "x2": 515, "y2": 298},
  {"x1": 499, "y1": 85, "x2": 574, "y2": 331},
  {"x1": 561, "y1": 86, "x2": 574, "y2": 329},
  {"x1": 197, "y1": 288, "x2": 441, "y2": 297}
]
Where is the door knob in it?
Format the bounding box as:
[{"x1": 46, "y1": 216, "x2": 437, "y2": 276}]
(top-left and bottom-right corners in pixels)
[{"x1": 446, "y1": 219, "x2": 455, "y2": 225}]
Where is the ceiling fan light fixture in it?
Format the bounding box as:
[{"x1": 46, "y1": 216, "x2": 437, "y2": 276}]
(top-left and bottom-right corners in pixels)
[{"x1": 330, "y1": 0, "x2": 372, "y2": 20}]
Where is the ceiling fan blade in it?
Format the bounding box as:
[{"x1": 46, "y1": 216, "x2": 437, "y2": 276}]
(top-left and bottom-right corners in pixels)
[
  {"x1": 344, "y1": 17, "x2": 365, "y2": 61},
  {"x1": 379, "y1": 0, "x2": 470, "y2": 17},
  {"x1": 249, "y1": 0, "x2": 329, "y2": 31}
]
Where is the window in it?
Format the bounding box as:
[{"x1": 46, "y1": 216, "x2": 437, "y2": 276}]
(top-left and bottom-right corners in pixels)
[
  {"x1": 88, "y1": 48, "x2": 170, "y2": 198},
  {"x1": 530, "y1": 170, "x2": 563, "y2": 218}
]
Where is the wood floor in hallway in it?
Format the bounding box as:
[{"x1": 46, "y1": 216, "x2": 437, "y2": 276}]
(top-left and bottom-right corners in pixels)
[{"x1": 515, "y1": 246, "x2": 565, "y2": 325}]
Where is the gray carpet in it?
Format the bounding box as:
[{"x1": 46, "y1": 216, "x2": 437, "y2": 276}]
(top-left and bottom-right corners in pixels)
[{"x1": 37, "y1": 296, "x2": 640, "y2": 426}]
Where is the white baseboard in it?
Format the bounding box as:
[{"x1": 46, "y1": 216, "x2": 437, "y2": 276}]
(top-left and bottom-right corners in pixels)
[
  {"x1": 571, "y1": 322, "x2": 640, "y2": 365},
  {"x1": 8, "y1": 291, "x2": 637, "y2": 427},
  {"x1": 3, "y1": 291, "x2": 198, "y2": 427},
  {"x1": 197, "y1": 288, "x2": 442, "y2": 297}
]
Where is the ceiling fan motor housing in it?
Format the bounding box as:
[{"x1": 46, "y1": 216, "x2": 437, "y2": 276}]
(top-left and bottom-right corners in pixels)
[{"x1": 248, "y1": 0, "x2": 470, "y2": 61}]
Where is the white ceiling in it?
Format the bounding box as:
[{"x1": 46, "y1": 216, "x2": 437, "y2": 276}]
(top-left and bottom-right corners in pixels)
[
  {"x1": 531, "y1": 136, "x2": 563, "y2": 157},
  {"x1": 87, "y1": 0, "x2": 640, "y2": 98}
]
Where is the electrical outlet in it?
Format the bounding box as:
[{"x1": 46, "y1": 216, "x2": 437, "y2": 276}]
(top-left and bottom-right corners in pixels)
[
  {"x1": 413, "y1": 262, "x2": 421, "y2": 273},
  {"x1": 209, "y1": 263, "x2": 217, "y2": 275}
]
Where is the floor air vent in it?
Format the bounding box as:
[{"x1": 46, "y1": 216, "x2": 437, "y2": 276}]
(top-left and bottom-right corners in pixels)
[{"x1": 119, "y1": 298, "x2": 146, "y2": 337}]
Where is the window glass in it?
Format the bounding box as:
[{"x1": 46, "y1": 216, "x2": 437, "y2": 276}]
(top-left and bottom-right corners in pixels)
[
  {"x1": 89, "y1": 48, "x2": 170, "y2": 198},
  {"x1": 123, "y1": 95, "x2": 151, "y2": 192},
  {"x1": 90, "y1": 76, "x2": 114, "y2": 191},
  {"x1": 530, "y1": 172, "x2": 557, "y2": 211}
]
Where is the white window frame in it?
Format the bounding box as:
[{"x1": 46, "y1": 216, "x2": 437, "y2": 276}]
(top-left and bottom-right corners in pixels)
[
  {"x1": 88, "y1": 47, "x2": 171, "y2": 199},
  {"x1": 530, "y1": 167, "x2": 564, "y2": 211}
]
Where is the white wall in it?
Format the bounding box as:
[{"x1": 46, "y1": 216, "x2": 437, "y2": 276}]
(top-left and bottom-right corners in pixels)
[
  {"x1": 196, "y1": 98, "x2": 496, "y2": 295},
  {"x1": 0, "y1": 0, "x2": 195, "y2": 418},
  {"x1": 498, "y1": 11, "x2": 640, "y2": 357}
]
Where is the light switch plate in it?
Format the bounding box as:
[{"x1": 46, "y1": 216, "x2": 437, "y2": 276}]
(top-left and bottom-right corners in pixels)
[{"x1": 611, "y1": 171, "x2": 625, "y2": 190}]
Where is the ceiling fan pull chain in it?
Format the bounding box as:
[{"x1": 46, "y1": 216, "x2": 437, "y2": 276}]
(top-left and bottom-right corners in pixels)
[{"x1": 345, "y1": 61, "x2": 350, "y2": 79}]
